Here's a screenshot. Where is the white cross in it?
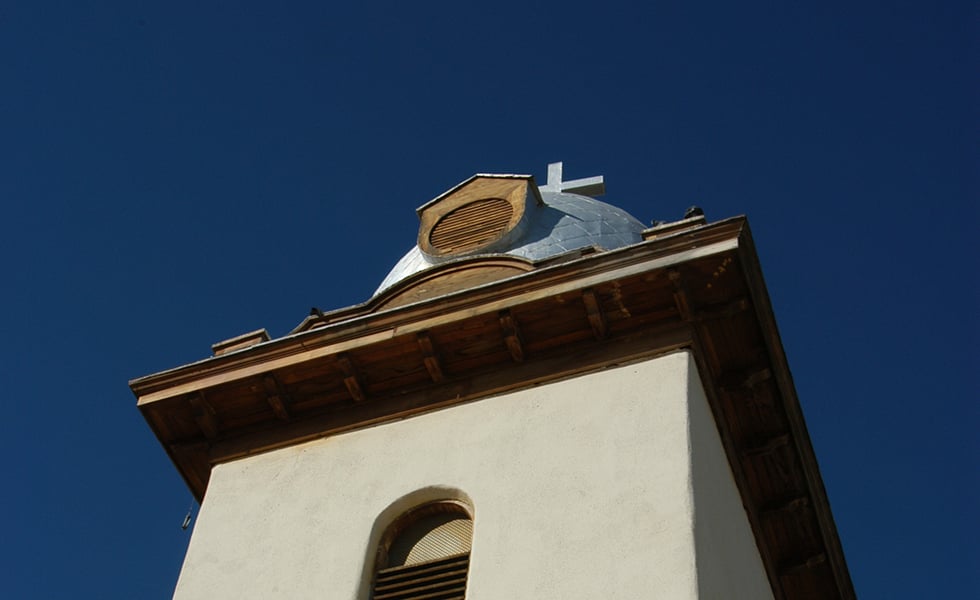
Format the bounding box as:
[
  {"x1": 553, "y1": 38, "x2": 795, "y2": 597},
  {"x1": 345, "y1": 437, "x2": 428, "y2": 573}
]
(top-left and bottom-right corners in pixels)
[{"x1": 538, "y1": 161, "x2": 606, "y2": 196}]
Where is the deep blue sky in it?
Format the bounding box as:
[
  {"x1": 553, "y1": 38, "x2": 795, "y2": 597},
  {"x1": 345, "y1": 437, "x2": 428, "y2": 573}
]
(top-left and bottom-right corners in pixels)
[{"x1": 1, "y1": 1, "x2": 975, "y2": 598}]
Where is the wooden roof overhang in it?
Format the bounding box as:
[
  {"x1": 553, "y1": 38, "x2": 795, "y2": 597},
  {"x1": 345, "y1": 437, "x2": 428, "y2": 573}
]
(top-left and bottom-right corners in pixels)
[{"x1": 130, "y1": 216, "x2": 854, "y2": 600}]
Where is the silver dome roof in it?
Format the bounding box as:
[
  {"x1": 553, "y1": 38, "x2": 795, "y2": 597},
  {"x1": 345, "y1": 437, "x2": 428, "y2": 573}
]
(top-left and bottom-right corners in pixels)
[{"x1": 375, "y1": 190, "x2": 646, "y2": 295}]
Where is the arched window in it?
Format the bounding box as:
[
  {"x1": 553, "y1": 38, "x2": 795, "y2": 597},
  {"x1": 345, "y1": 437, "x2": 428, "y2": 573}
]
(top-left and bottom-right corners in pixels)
[{"x1": 371, "y1": 500, "x2": 473, "y2": 600}]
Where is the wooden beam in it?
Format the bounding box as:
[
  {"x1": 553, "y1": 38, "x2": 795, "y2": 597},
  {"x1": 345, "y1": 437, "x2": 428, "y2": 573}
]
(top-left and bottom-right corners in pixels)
[
  {"x1": 498, "y1": 309, "x2": 524, "y2": 362},
  {"x1": 696, "y1": 296, "x2": 750, "y2": 321},
  {"x1": 742, "y1": 432, "x2": 790, "y2": 458},
  {"x1": 670, "y1": 268, "x2": 723, "y2": 376},
  {"x1": 416, "y1": 332, "x2": 445, "y2": 383},
  {"x1": 582, "y1": 288, "x2": 607, "y2": 340},
  {"x1": 745, "y1": 368, "x2": 773, "y2": 390},
  {"x1": 337, "y1": 353, "x2": 367, "y2": 402},
  {"x1": 263, "y1": 375, "x2": 291, "y2": 421},
  {"x1": 719, "y1": 367, "x2": 773, "y2": 392},
  {"x1": 188, "y1": 392, "x2": 218, "y2": 439},
  {"x1": 779, "y1": 553, "x2": 827, "y2": 576},
  {"x1": 170, "y1": 440, "x2": 211, "y2": 502},
  {"x1": 760, "y1": 494, "x2": 811, "y2": 518},
  {"x1": 668, "y1": 269, "x2": 694, "y2": 321}
]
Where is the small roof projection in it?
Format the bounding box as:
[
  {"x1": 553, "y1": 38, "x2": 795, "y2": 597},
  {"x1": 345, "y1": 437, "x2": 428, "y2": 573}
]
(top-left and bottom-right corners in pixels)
[{"x1": 376, "y1": 163, "x2": 645, "y2": 295}]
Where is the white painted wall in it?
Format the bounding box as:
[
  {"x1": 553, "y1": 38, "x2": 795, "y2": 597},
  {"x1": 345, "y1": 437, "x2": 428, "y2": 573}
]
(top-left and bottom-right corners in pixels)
[{"x1": 173, "y1": 351, "x2": 771, "y2": 599}]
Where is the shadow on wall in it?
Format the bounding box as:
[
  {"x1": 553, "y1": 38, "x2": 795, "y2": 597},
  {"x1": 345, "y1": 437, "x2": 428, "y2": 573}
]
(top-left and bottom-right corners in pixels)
[{"x1": 689, "y1": 360, "x2": 775, "y2": 600}]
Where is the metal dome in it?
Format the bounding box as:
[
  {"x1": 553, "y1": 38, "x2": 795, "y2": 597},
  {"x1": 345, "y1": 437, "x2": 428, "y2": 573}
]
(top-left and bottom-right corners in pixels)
[{"x1": 375, "y1": 190, "x2": 646, "y2": 295}]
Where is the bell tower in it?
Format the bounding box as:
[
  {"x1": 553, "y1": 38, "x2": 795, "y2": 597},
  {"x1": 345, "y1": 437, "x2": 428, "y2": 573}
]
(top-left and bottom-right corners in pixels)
[{"x1": 131, "y1": 163, "x2": 854, "y2": 599}]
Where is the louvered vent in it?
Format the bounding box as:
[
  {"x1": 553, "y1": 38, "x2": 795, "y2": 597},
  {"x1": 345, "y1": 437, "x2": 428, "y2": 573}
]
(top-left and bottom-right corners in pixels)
[
  {"x1": 373, "y1": 553, "x2": 470, "y2": 600},
  {"x1": 373, "y1": 507, "x2": 473, "y2": 600},
  {"x1": 429, "y1": 197, "x2": 513, "y2": 253}
]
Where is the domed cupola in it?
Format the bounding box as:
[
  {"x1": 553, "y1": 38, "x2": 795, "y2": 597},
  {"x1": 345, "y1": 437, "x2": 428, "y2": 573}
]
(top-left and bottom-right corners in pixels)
[{"x1": 375, "y1": 163, "x2": 646, "y2": 308}]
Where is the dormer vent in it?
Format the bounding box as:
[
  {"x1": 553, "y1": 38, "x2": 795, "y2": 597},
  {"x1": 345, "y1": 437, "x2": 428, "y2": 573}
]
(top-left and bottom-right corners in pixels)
[
  {"x1": 416, "y1": 174, "x2": 537, "y2": 259},
  {"x1": 429, "y1": 197, "x2": 514, "y2": 253}
]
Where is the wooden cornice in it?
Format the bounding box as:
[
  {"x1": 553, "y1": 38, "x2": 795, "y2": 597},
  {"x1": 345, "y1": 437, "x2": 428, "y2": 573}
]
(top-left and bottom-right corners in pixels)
[
  {"x1": 130, "y1": 218, "x2": 745, "y2": 404},
  {"x1": 734, "y1": 226, "x2": 857, "y2": 599},
  {"x1": 130, "y1": 215, "x2": 854, "y2": 600}
]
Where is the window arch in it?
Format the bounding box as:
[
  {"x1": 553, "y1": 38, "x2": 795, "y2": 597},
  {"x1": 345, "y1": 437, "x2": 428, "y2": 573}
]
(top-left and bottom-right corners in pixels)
[{"x1": 371, "y1": 500, "x2": 473, "y2": 600}]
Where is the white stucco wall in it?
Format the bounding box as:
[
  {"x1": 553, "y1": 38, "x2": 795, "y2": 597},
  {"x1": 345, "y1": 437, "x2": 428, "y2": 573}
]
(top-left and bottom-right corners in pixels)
[{"x1": 173, "y1": 351, "x2": 771, "y2": 599}]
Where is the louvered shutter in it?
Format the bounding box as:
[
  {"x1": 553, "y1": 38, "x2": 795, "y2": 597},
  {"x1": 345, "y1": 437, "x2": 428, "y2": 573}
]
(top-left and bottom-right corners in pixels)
[
  {"x1": 372, "y1": 510, "x2": 472, "y2": 599},
  {"x1": 429, "y1": 198, "x2": 513, "y2": 253}
]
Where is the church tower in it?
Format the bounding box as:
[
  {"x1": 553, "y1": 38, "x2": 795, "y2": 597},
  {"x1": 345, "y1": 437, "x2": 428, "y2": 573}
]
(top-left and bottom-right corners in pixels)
[{"x1": 131, "y1": 164, "x2": 854, "y2": 599}]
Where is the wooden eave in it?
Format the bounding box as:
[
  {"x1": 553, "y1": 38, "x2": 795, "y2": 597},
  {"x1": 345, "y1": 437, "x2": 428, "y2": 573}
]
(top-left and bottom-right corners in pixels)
[{"x1": 130, "y1": 216, "x2": 854, "y2": 600}]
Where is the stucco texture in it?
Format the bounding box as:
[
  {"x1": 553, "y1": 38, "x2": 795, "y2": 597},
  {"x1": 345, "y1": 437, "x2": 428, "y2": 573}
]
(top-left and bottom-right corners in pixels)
[{"x1": 173, "y1": 351, "x2": 772, "y2": 599}]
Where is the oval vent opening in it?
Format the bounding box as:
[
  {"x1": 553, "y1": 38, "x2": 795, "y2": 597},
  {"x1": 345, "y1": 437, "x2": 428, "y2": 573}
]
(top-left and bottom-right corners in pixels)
[{"x1": 429, "y1": 197, "x2": 513, "y2": 254}]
